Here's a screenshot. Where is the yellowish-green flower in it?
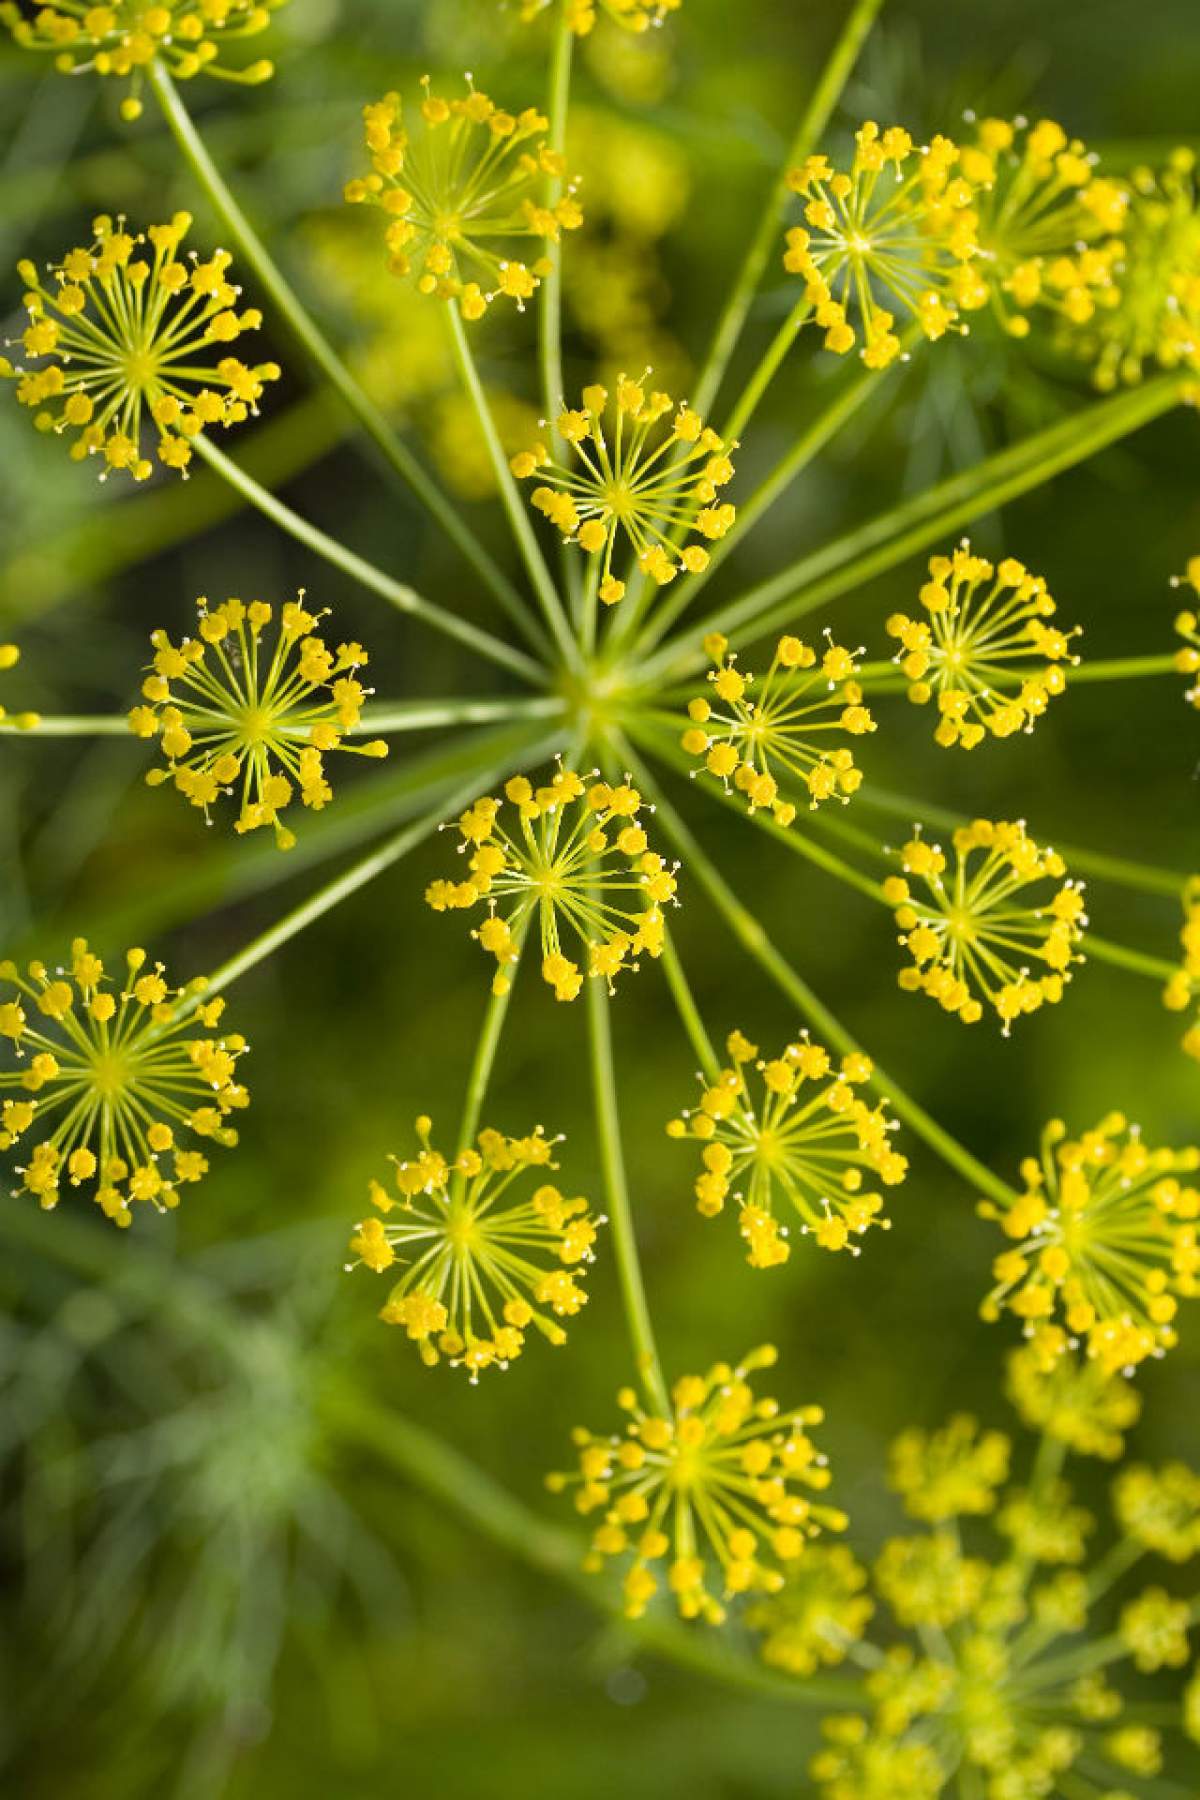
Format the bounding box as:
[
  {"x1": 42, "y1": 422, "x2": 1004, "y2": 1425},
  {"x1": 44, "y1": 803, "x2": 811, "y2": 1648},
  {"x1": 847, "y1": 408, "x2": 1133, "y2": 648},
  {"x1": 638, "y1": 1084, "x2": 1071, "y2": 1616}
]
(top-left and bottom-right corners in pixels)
[
  {"x1": 547, "y1": 1345, "x2": 845, "y2": 1624},
  {"x1": 882, "y1": 819, "x2": 1086, "y2": 1030},
  {"x1": 886, "y1": 542, "x2": 1078, "y2": 749},
  {"x1": 682, "y1": 630, "x2": 874, "y2": 822},
  {"x1": 127, "y1": 592, "x2": 388, "y2": 851},
  {"x1": 979, "y1": 1112, "x2": 1200, "y2": 1374},
  {"x1": 1162, "y1": 871, "x2": 1200, "y2": 1061},
  {"x1": 0, "y1": 0, "x2": 283, "y2": 121},
  {"x1": 666, "y1": 1028, "x2": 906, "y2": 1269},
  {"x1": 888, "y1": 1415, "x2": 1010, "y2": 1522},
  {"x1": 1119, "y1": 1586, "x2": 1192, "y2": 1672},
  {"x1": 2, "y1": 212, "x2": 279, "y2": 481},
  {"x1": 0, "y1": 643, "x2": 39, "y2": 732},
  {"x1": 746, "y1": 1545, "x2": 873, "y2": 1677},
  {"x1": 784, "y1": 123, "x2": 979, "y2": 368},
  {"x1": 347, "y1": 1116, "x2": 599, "y2": 1379},
  {"x1": 426, "y1": 766, "x2": 678, "y2": 1001},
  {"x1": 1113, "y1": 1463, "x2": 1200, "y2": 1562},
  {"x1": 510, "y1": 373, "x2": 735, "y2": 604},
  {"x1": 344, "y1": 80, "x2": 583, "y2": 319},
  {"x1": 0, "y1": 941, "x2": 247, "y2": 1226},
  {"x1": 1005, "y1": 1343, "x2": 1141, "y2": 1461}
]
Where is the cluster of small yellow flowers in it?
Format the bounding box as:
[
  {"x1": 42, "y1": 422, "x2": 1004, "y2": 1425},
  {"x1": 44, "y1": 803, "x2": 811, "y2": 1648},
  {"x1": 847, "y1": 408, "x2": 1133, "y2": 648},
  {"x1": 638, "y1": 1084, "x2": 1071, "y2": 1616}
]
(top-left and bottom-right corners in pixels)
[
  {"x1": 1161, "y1": 876, "x2": 1200, "y2": 1060},
  {"x1": 1, "y1": 213, "x2": 279, "y2": 481},
  {"x1": 882, "y1": 820, "x2": 1086, "y2": 1030},
  {"x1": 347, "y1": 1117, "x2": 599, "y2": 1379},
  {"x1": 510, "y1": 374, "x2": 735, "y2": 602},
  {"x1": 1114, "y1": 1462, "x2": 1200, "y2": 1562},
  {"x1": 954, "y1": 116, "x2": 1127, "y2": 337},
  {"x1": 344, "y1": 80, "x2": 582, "y2": 319},
  {"x1": 127, "y1": 591, "x2": 387, "y2": 851},
  {"x1": 518, "y1": 0, "x2": 681, "y2": 30},
  {"x1": 1170, "y1": 555, "x2": 1200, "y2": 709},
  {"x1": 784, "y1": 124, "x2": 978, "y2": 368},
  {"x1": 745, "y1": 1545, "x2": 873, "y2": 1677},
  {"x1": 426, "y1": 766, "x2": 677, "y2": 1001},
  {"x1": 666, "y1": 1029, "x2": 906, "y2": 1269},
  {"x1": 0, "y1": 0, "x2": 282, "y2": 121},
  {"x1": 0, "y1": 942, "x2": 247, "y2": 1226},
  {"x1": 682, "y1": 631, "x2": 874, "y2": 822},
  {"x1": 886, "y1": 543, "x2": 1078, "y2": 749},
  {"x1": 1067, "y1": 150, "x2": 1200, "y2": 390},
  {"x1": 1005, "y1": 1344, "x2": 1142, "y2": 1462},
  {"x1": 888, "y1": 1416, "x2": 1010, "y2": 1522},
  {"x1": 1119, "y1": 1587, "x2": 1192, "y2": 1672},
  {"x1": 0, "y1": 644, "x2": 39, "y2": 732},
  {"x1": 979, "y1": 1114, "x2": 1200, "y2": 1373},
  {"x1": 547, "y1": 1345, "x2": 845, "y2": 1624}
]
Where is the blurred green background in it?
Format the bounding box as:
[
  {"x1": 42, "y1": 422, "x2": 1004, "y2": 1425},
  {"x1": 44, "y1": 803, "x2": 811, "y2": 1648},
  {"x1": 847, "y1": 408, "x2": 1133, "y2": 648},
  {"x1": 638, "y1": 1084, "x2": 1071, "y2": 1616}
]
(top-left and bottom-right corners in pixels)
[{"x1": 2, "y1": 0, "x2": 1200, "y2": 1794}]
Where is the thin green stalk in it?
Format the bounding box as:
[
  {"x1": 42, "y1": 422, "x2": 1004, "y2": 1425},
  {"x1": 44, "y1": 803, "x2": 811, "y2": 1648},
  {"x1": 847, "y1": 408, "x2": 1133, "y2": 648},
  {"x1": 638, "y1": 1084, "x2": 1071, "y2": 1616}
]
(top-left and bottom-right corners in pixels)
[
  {"x1": 660, "y1": 927, "x2": 722, "y2": 1082},
  {"x1": 853, "y1": 784, "x2": 1188, "y2": 901},
  {"x1": 360, "y1": 695, "x2": 568, "y2": 733},
  {"x1": 445, "y1": 305, "x2": 581, "y2": 673},
  {"x1": 585, "y1": 974, "x2": 670, "y2": 1413},
  {"x1": 689, "y1": 0, "x2": 885, "y2": 420},
  {"x1": 1013, "y1": 1597, "x2": 1200, "y2": 1691},
  {"x1": 1084, "y1": 933, "x2": 1178, "y2": 984},
  {"x1": 191, "y1": 433, "x2": 545, "y2": 686},
  {"x1": 455, "y1": 918, "x2": 529, "y2": 1157},
  {"x1": 638, "y1": 374, "x2": 1187, "y2": 687},
  {"x1": 614, "y1": 731, "x2": 1018, "y2": 1208},
  {"x1": 853, "y1": 653, "x2": 1179, "y2": 692},
  {"x1": 147, "y1": 62, "x2": 545, "y2": 651},
  {"x1": 722, "y1": 296, "x2": 812, "y2": 441},
  {"x1": 0, "y1": 715, "x2": 129, "y2": 736},
  {"x1": 540, "y1": 11, "x2": 574, "y2": 436}
]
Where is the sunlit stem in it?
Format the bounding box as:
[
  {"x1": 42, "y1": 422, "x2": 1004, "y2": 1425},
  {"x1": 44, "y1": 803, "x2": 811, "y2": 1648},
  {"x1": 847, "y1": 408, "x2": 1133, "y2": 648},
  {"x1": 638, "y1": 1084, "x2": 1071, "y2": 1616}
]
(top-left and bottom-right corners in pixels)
[
  {"x1": 585, "y1": 975, "x2": 670, "y2": 1414},
  {"x1": 445, "y1": 304, "x2": 582, "y2": 674},
  {"x1": 637, "y1": 374, "x2": 1188, "y2": 688},
  {"x1": 660, "y1": 925, "x2": 722, "y2": 1082},
  {"x1": 614, "y1": 729, "x2": 1019, "y2": 1207},
  {"x1": 191, "y1": 433, "x2": 546, "y2": 686},
  {"x1": 688, "y1": 0, "x2": 885, "y2": 420},
  {"x1": 0, "y1": 714, "x2": 126, "y2": 736},
  {"x1": 146, "y1": 63, "x2": 546, "y2": 653}
]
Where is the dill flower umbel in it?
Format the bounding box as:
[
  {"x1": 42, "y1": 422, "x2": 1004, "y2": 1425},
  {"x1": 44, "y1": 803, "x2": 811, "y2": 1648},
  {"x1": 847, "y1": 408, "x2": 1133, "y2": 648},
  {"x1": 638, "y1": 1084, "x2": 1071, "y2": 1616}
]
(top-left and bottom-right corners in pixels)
[
  {"x1": 888, "y1": 1416, "x2": 1010, "y2": 1522},
  {"x1": 547, "y1": 1344, "x2": 845, "y2": 1624},
  {"x1": 1161, "y1": 875, "x2": 1200, "y2": 1060},
  {"x1": 979, "y1": 1113, "x2": 1200, "y2": 1373},
  {"x1": 882, "y1": 819, "x2": 1086, "y2": 1029},
  {"x1": 510, "y1": 374, "x2": 735, "y2": 603},
  {"x1": 127, "y1": 591, "x2": 388, "y2": 850},
  {"x1": 682, "y1": 631, "x2": 874, "y2": 822},
  {"x1": 344, "y1": 80, "x2": 583, "y2": 319},
  {"x1": 746, "y1": 1545, "x2": 873, "y2": 1677},
  {"x1": 517, "y1": 0, "x2": 681, "y2": 32},
  {"x1": 666, "y1": 1029, "x2": 906, "y2": 1269},
  {"x1": 3, "y1": 212, "x2": 279, "y2": 481},
  {"x1": 784, "y1": 123, "x2": 978, "y2": 368},
  {"x1": 0, "y1": 643, "x2": 39, "y2": 732},
  {"x1": 347, "y1": 1117, "x2": 600, "y2": 1379},
  {"x1": 0, "y1": 941, "x2": 247, "y2": 1226},
  {"x1": 426, "y1": 766, "x2": 678, "y2": 1001},
  {"x1": 1005, "y1": 1344, "x2": 1142, "y2": 1461},
  {"x1": 954, "y1": 116, "x2": 1127, "y2": 336},
  {"x1": 0, "y1": 0, "x2": 282, "y2": 121},
  {"x1": 886, "y1": 544, "x2": 1079, "y2": 748},
  {"x1": 1114, "y1": 1462, "x2": 1200, "y2": 1562}
]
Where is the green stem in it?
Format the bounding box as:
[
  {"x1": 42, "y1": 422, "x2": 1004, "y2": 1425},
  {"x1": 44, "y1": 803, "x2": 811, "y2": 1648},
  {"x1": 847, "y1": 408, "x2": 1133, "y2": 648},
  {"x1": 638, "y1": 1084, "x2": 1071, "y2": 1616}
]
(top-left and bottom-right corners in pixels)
[
  {"x1": 1084, "y1": 933, "x2": 1178, "y2": 984},
  {"x1": 359, "y1": 696, "x2": 568, "y2": 734},
  {"x1": 0, "y1": 714, "x2": 127, "y2": 736},
  {"x1": 854, "y1": 653, "x2": 1179, "y2": 691},
  {"x1": 614, "y1": 731, "x2": 1018, "y2": 1208},
  {"x1": 1012, "y1": 1597, "x2": 1200, "y2": 1691},
  {"x1": 540, "y1": 10, "x2": 573, "y2": 437},
  {"x1": 445, "y1": 304, "x2": 581, "y2": 673},
  {"x1": 723, "y1": 297, "x2": 812, "y2": 440},
  {"x1": 585, "y1": 974, "x2": 670, "y2": 1413},
  {"x1": 147, "y1": 62, "x2": 545, "y2": 652},
  {"x1": 191, "y1": 433, "x2": 545, "y2": 686},
  {"x1": 688, "y1": 0, "x2": 885, "y2": 420},
  {"x1": 639, "y1": 375, "x2": 1186, "y2": 687},
  {"x1": 660, "y1": 927, "x2": 722, "y2": 1082},
  {"x1": 455, "y1": 920, "x2": 529, "y2": 1157}
]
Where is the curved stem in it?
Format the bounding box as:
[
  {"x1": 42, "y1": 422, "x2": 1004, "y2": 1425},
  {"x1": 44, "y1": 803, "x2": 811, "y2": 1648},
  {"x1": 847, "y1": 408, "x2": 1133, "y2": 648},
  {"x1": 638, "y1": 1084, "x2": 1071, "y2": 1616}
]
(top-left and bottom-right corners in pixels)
[
  {"x1": 585, "y1": 974, "x2": 670, "y2": 1413},
  {"x1": 445, "y1": 305, "x2": 581, "y2": 674},
  {"x1": 191, "y1": 433, "x2": 546, "y2": 686},
  {"x1": 688, "y1": 0, "x2": 885, "y2": 420},
  {"x1": 147, "y1": 62, "x2": 545, "y2": 652},
  {"x1": 614, "y1": 730, "x2": 1018, "y2": 1208}
]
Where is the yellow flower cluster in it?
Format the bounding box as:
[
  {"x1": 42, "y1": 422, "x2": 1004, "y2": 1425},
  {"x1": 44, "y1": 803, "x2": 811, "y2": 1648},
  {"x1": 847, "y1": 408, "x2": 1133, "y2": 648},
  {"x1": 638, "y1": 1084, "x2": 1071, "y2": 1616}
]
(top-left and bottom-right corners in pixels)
[
  {"x1": 1162, "y1": 875, "x2": 1200, "y2": 1060},
  {"x1": 746, "y1": 1544, "x2": 873, "y2": 1677},
  {"x1": 882, "y1": 820, "x2": 1086, "y2": 1030},
  {"x1": 682, "y1": 631, "x2": 874, "y2": 822},
  {"x1": 0, "y1": 643, "x2": 39, "y2": 732},
  {"x1": 666, "y1": 1029, "x2": 906, "y2": 1269},
  {"x1": 127, "y1": 592, "x2": 388, "y2": 850},
  {"x1": 784, "y1": 123, "x2": 978, "y2": 368},
  {"x1": 1005, "y1": 1344, "x2": 1141, "y2": 1461},
  {"x1": 426, "y1": 766, "x2": 677, "y2": 1001},
  {"x1": 980, "y1": 1113, "x2": 1200, "y2": 1372},
  {"x1": 348, "y1": 1117, "x2": 599, "y2": 1379},
  {"x1": 0, "y1": 0, "x2": 282, "y2": 120},
  {"x1": 1114, "y1": 1461, "x2": 1200, "y2": 1562},
  {"x1": 547, "y1": 1345, "x2": 845, "y2": 1623},
  {"x1": 344, "y1": 80, "x2": 583, "y2": 319},
  {"x1": 886, "y1": 543, "x2": 1078, "y2": 749},
  {"x1": 2, "y1": 212, "x2": 278, "y2": 481},
  {"x1": 517, "y1": 0, "x2": 681, "y2": 33},
  {"x1": 888, "y1": 1416, "x2": 1010, "y2": 1522},
  {"x1": 511, "y1": 374, "x2": 735, "y2": 602},
  {"x1": 1171, "y1": 554, "x2": 1200, "y2": 709},
  {"x1": 0, "y1": 942, "x2": 247, "y2": 1226}
]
